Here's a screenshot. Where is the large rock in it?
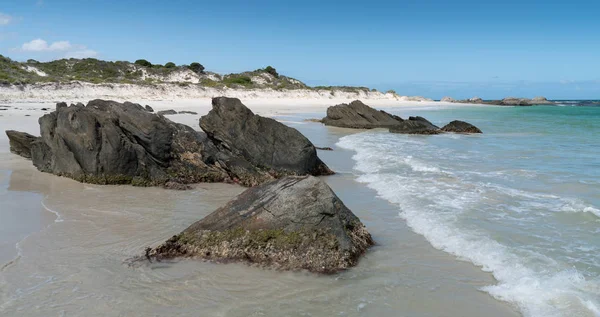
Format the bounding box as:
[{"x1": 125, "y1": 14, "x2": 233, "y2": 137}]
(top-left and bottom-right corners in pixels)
[
  {"x1": 501, "y1": 97, "x2": 530, "y2": 106},
  {"x1": 441, "y1": 96, "x2": 456, "y2": 102},
  {"x1": 6, "y1": 99, "x2": 332, "y2": 187},
  {"x1": 441, "y1": 120, "x2": 482, "y2": 133},
  {"x1": 200, "y1": 97, "x2": 333, "y2": 177},
  {"x1": 389, "y1": 116, "x2": 441, "y2": 134},
  {"x1": 148, "y1": 176, "x2": 374, "y2": 273},
  {"x1": 5, "y1": 130, "x2": 38, "y2": 159},
  {"x1": 453, "y1": 96, "x2": 553, "y2": 106},
  {"x1": 321, "y1": 100, "x2": 403, "y2": 129}
]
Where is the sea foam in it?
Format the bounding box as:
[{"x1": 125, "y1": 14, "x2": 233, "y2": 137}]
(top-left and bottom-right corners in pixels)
[{"x1": 337, "y1": 132, "x2": 600, "y2": 317}]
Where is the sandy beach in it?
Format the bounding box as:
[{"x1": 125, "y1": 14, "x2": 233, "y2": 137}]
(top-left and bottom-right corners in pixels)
[{"x1": 0, "y1": 97, "x2": 522, "y2": 316}]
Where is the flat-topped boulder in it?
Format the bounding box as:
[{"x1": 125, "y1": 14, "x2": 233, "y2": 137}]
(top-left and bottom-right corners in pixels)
[
  {"x1": 147, "y1": 176, "x2": 374, "y2": 273},
  {"x1": 441, "y1": 120, "x2": 482, "y2": 133},
  {"x1": 389, "y1": 116, "x2": 441, "y2": 135},
  {"x1": 200, "y1": 97, "x2": 333, "y2": 177},
  {"x1": 321, "y1": 100, "x2": 403, "y2": 129},
  {"x1": 6, "y1": 98, "x2": 332, "y2": 187}
]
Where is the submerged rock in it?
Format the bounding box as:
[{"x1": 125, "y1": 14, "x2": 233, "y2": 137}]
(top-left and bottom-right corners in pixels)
[
  {"x1": 389, "y1": 116, "x2": 441, "y2": 134},
  {"x1": 5, "y1": 130, "x2": 38, "y2": 159},
  {"x1": 321, "y1": 100, "x2": 403, "y2": 129},
  {"x1": 200, "y1": 97, "x2": 333, "y2": 177},
  {"x1": 148, "y1": 176, "x2": 374, "y2": 273},
  {"x1": 441, "y1": 120, "x2": 482, "y2": 133},
  {"x1": 157, "y1": 109, "x2": 177, "y2": 115},
  {"x1": 6, "y1": 98, "x2": 332, "y2": 187}
]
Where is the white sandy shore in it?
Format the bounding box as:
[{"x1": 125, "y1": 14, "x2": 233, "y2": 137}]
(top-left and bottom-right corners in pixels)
[{"x1": 0, "y1": 81, "x2": 432, "y2": 102}]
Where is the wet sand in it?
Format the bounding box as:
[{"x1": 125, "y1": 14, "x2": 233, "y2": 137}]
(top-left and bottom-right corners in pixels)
[{"x1": 0, "y1": 102, "x2": 519, "y2": 316}]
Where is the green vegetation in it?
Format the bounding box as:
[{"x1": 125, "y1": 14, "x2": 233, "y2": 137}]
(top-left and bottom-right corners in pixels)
[
  {"x1": 222, "y1": 74, "x2": 252, "y2": 87},
  {"x1": 386, "y1": 89, "x2": 397, "y2": 94},
  {"x1": 188, "y1": 62, "x2": 205, "y2": 74},
  {"x1": 134, "y1": 59, "x2": 152, "y2": 67},
  {"x1": 0, "y1": 54, "x2": 388, "y2": 94},
  {"x1": 264, "y1": 66, "x2": 279, "y2": 78}
]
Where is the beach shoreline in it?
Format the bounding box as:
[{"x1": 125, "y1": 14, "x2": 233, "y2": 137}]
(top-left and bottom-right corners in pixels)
[{"x1": 0, "y1": 99, "x2": 521, "y2": 316}]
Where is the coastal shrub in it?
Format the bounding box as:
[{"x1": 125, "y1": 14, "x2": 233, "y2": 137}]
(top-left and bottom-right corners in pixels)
[
  {"x1": 135, "y1": 59, "x2": 153, "y2": 67},
  {"x1": 200, "y1": 78, "x2": 219, "y2": 87},
  {"x1": 189, "y1": 62, "x2": 205, "y2": 74},
  {"x1": 386, "y1": 89, "x2": 397, "y2": 95},
  {"x1": 165, "y1": 62, "x2": 176, "y2": 68},
  {"x1": 264, "y1": 66, "x2": 279, "y2": 78},
  {"x1": 223, "y1": 75, "x2": 252, "y2": 86}
]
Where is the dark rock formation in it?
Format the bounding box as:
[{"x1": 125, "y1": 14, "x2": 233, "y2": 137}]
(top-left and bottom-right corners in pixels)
[
  {"x1": 5, "y1": 130, "x2": 37, "y2": 159},
  {"x1": 157, "y1": 109, "x2": 177, "y2": 115},
  {"x1": 316, "y1": 146, "x2": 333, "y2": 151},
  {"x1": 445, "y1": 96, "x2": 553, "y2": 106},
  {"x1": 178, "y1": 111, "x2": 198, "y2": 115},
  {"x1": 144, "y1": 105, "x2": 154, "y2": 112},
  {"x1": 147, "y1": 176, "x2": 374, "y2": 273},
  {"x1": 56, "y1": 102, "x2": 67, "y2": 111},
  {"x1": 6, "y1": 98, "x2": 332, "y2": 187},
  {"x1": 389, "y1": 116, "x2": 441, "y2": 135},
  {"x1": 321, "y1": 100, "x2": 403, "y2": 129},
  {"x1": 200, "y1": 97, "x2": 333, "y2": 177},
  {"x1": 441, "y1": 120, "x2": 482, "y2": 133}
]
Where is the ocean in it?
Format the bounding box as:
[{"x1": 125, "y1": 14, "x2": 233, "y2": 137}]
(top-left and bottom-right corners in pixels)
[{"x1": 337, "y1": 103, "x2": 600, "y2": 316}]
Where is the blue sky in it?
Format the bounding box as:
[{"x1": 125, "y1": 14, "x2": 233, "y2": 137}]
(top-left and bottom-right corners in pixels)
[{"x1": 1, "y1": 0, "x2": 599, "y2": 99}]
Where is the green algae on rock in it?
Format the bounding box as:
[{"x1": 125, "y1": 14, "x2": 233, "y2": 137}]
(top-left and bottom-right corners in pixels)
[{"x1": 148, "y1": 176, "x2": 374, "y2": 273}]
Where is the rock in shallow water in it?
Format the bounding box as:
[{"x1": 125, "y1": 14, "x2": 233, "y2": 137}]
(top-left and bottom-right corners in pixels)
[
  {"x1": 441, "y1": 120, "x2": 483, "y2": 133},
  {"x1": 321, "y1": 100, "x2": 403, "y2": 129},
  {"x1": 201, "y1": 97, "x2": 333, "y2": 177},
  {"x1": 389, "y1": 116, "x2": 441, "y2": 135},
  {"x1": 5, "y1": 98, "x2": 332, "y2": 187},
  {"x1": 5, "y1": 130, "x2": 38, "y2": 159},
  {"x1": 148, "y1": 176, "x2": 374, "y2": 273}
]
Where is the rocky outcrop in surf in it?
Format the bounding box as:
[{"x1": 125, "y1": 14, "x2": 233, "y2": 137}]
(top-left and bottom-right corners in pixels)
[
  {"x1": 441, "y1": 120, "x2": 483, "y2": 133},
  {"x1": 147, "y1": 175, "x2": 374, "y2": 273},
  {"x1": 319, "y1": 100, "x2": 481, "y2": 135},
  {"x1": 321, "y1": 100, "x2": 404, "y2": 129},
  {"x1": 444, "y1": 96, "x2": 553, "y2": 106},
  {"x1": 5, "y1": 98, "x2": 332, "y2": 187},
  {"x1": 389, "y1": 116, "x2": 441, "y2": 135}
]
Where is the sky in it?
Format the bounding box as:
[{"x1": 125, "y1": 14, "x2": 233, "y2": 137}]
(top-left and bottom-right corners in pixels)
[{"x1": 1, "y1": 0, "x2": 599, "y2": 99}]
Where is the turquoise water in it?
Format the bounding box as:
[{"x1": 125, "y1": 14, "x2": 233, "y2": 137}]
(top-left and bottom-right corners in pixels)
[{"x1": 337, "y1": 105, "x2": 600, "y2": 317}]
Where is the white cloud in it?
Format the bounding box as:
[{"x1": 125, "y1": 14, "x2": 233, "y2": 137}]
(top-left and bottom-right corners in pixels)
[
  {"x1": 22, "y1": 39, "x2": 73, "y2": 51},
  {"x1": 65, "y1": 49, "x2": 98, "y2": 59},
  {"x1": 19, "y1": 38, "x2": 99, "y2": 59},
  {"x1": 49, "y1": 41, "x2": 72, "y2": 51},
  {"x1": 0, "y1": 12, "x2": 13, "y2": 26}
]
